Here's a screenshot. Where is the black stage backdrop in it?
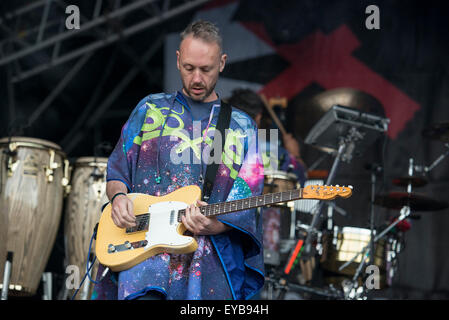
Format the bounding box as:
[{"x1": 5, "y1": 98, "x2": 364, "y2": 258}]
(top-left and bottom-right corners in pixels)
[{"x1": 0, "y1": 0, "x2": 448, "y2": 299}]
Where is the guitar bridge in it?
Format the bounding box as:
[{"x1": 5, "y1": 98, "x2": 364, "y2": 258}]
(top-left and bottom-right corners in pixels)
[{"x1": 107, "y1": 240, "x2": 148, "y2": 253}]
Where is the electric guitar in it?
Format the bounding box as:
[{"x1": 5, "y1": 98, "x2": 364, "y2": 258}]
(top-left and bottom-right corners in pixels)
[{"x1": 95, "y1": 184, "x2": 352, "y2": 271}]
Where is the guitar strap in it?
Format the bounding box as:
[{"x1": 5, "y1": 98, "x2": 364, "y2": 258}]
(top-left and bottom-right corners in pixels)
[{"x1": 202, "y1": 100, "x2": 232, "y2": 202}]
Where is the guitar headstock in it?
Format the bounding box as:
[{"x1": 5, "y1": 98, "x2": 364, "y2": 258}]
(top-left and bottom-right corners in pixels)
[{"x1": 303, "y1": 185, "x2": 353, "y2": 200}]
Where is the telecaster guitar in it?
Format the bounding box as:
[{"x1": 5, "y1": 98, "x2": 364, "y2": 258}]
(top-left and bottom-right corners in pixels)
[{"x1": 96, "y1": 184, "x2": 352, "y2": 271}]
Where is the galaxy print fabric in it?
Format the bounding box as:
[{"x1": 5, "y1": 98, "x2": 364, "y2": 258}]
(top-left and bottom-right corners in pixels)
[{"x1": 92, "y1": 92, "x2": 265, "y2": 300}]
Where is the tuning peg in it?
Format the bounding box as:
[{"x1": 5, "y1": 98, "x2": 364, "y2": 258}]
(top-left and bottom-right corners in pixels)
[{"x1": 348, "y1": 185, "x2": 353, "y2": 189}]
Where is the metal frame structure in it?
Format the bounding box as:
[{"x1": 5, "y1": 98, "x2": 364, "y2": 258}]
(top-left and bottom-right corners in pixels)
[
  {"x1": 0, "y1": 0, "x2": 211, "y2": 151},
  {"x1": 0, "y1": 0, "x2": 209, "y2": 80}
]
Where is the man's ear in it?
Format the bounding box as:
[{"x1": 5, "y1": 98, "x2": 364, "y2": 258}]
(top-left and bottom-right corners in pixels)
[
  {"x1": 176, "y1": 50, "x2": 180, "y2": 70},
  {"x1": 219, "y1": 53, "x2": 227, "y2": 72}
]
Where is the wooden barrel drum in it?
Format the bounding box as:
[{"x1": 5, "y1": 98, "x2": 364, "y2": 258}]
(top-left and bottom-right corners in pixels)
[
  {"x1": 64, "y1": 157, "x2": 108, "y2": 300},
  {"x1": 0, "y1": 137, "x2": 68, "y2": 296}
]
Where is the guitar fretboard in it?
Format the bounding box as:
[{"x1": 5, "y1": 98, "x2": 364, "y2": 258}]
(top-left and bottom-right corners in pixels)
[
  {"x1": 177, "y1": 189, "x2": 302, "y2": 221},
  {"x1": 126, "y1": 189, "x2": 302, "y2": 233}
]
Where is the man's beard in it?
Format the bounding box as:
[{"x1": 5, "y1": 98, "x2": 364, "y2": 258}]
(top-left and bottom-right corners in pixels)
[{"x1": 183, "y1": 80, "x2": 216, "y2": 102}]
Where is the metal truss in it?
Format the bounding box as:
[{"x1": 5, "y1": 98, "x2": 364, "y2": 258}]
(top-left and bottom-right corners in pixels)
[
  {"x1": 1, "y1": 0, "x2": 210, "y2": 149},
  {"x1": 0, "y1": 0, "x2": 211, "y2": 82}
]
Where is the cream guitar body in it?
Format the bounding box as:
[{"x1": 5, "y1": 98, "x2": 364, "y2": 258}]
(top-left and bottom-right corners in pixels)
[
  {"x1": 96, "y1": 185, "x2": 200, "y2": 272},
  {"x1": 96, "y1": 184, "x2": 352, "y2": 272}
]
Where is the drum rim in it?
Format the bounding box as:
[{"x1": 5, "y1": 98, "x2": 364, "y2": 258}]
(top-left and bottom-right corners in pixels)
[
  {"x1": 334, "y1": 226, "x2": 376, "y2": 236},
  {"x1": 264, "y1": 170, "x2": 297, "y2": 180},
  {"x1": 75, "y1": 156, "x2": 109, "y2": 165},
  {"x1": 0, "y1": 136, "x2": 65, "y2": 155}
]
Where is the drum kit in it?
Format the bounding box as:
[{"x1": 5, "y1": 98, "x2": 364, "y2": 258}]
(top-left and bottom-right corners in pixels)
[
  {"x1": 0, "y1": 137, "x2": 109, "y2": 300},
  {"x1": 261, "y1": 89, "x2": 449, "y2": 300}
]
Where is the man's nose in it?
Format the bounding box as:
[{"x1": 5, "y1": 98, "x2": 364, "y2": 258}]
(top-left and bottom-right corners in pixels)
[{"x1": 192, "y1": 69, "x2": 203, "y2": 83}]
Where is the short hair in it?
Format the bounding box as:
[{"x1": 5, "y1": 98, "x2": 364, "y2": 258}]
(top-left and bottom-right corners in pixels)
[
  {"x1": 226, "y1": 88, "x2": 265, "y2": 120},
  {"x1": 180, "y1": 20, "x2": 223, "y2": 53}
]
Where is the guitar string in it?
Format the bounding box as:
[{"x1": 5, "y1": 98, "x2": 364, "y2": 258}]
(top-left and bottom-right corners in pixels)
[
  {"x1": 130, "y1": 186, "x2": 346, "y2": 230},
  {"x1": 130, "y1": 189, "x2": 300, "y2": 230}
]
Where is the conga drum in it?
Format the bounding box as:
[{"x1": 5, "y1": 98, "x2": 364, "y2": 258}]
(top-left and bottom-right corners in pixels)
[
  {"x1": 64, "y1": 157, "x2": 108, "y2": 300},
  {"x1": 321, "y1": 226, "x2": 389, "y2": 288},
  {"x1": 263, "y1": 170, "x2": 298, "y2": 200},
  {"x1": 0, "y1": 137, "x2": 67, "y2": 296}
]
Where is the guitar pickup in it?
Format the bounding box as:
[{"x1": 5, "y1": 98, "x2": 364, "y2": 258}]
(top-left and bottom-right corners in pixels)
[
  {"x1": 126, "y1": 213, "x2": 150, "y2": 234},
  {"x1": 108, "y1": 240, "x2": 148, "y2": 253}
]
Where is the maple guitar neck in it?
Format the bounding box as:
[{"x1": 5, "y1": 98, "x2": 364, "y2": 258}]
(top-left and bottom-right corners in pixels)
[
  {"x1": 126, "y1": 185, "x2": 352, "y2": 234},
  {"x1": 177, "y1": 189, "x2": 302, "y2": 221}
]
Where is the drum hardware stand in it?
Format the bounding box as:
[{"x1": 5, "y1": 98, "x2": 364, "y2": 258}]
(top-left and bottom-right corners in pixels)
[
  {"x1": 341, "y1": 158, "x2": 415, "y2": 299},
  {"x1": 302, "y1": 105, "x2": 389, "y2": 257},
  {"x1": 414, "y1": 143, "x2": 449, "y2": 174},
  {"x1": 302, "y1": 131, "x2": 355, "y2": 257},
  {"x1": 265, "y1": 274, "x2": 344, "y2": 300},
  {"x1": 367, "y1": 163, "x2": 383, "y2": 267},
  {"x1": 287, "y1": 200, "x2": 296, "y2": 241},
  {"x1": 338, "y1": 205, "x2": 411, "y2": 299},
  {"x1": 1, "y1": 252, "x2": 13, "y2": 300},
  {"x1": 325, "y1": 201, "x2": 348, "y2": 231},
  {"x1": 264, "y1": 265, "x2": 281, "y2": 300},
  {"x1": 42, "y1": 272, "x2": 53, "y2": 300},
  {"x1": 342, "y1": 279, "x2": 366, "y2": 300},
  {"x1": 80, "y1": 253, "x2": 95, "y2": 300},
  {"x1": 57, "y1": 277, "x2": 69, "y2": 300}
]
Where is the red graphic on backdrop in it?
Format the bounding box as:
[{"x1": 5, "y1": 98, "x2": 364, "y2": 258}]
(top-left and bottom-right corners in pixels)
[{"x1": 241, "y1": 23, "x2": 420, "y2": 139}]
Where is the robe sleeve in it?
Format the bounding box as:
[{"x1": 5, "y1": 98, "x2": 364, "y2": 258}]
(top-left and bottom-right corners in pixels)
[{"x1": 210, "y1": 123, "x2": 265, "y2": 300}]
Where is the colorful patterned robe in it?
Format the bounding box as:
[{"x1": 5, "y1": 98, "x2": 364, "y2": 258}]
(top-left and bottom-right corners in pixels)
[{"x1": 92, "y1": 92, "x2": 265, "y2": 300}]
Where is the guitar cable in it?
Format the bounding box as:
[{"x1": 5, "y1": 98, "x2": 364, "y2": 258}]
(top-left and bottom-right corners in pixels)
[
  {"x1": 70, "y1": 229, "x2": 97, "y2": 300},
  {"x1": 71, "y1": 224, "x2": 109, "y2": 300}
]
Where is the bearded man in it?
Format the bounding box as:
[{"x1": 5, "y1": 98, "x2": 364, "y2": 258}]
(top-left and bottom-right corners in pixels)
[{"x1": 92, "y1": 20, "x2": 265, "y2": 300}]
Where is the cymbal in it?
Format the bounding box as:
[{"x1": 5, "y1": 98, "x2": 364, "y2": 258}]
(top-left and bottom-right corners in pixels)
[
  {"x1": 374, "y1": 192, "x2": 449, "y2": 211},
  {"x1": 292, "y1": 88, "x2": 385, "y2": 141},
  {"x1": 422, "y1": 122, "x2": 449, "y2": 142},
  {"x1": 392, "y1": 176, "x2": 428, "y2": 188}
]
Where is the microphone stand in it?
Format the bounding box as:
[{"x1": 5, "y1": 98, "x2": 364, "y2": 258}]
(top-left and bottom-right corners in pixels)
[
  {"x1": 302, "y1": 128, "x2": 362, "y2": 258},
  {"x1": 340, "y1": 159, "x2": 415, "y2": 299},
  {"x1": 302, "y1": 142, "x2": 345, "y2": 257},
  {"x1": 422, "y1": 143, "x2": 449, "y2": 173},
  {"x1": 1, "y1": 252, "x2": 13, "y2": 300},
  {"x1": 368, "y1": 164, "x2": 382, "y2": 267},
  {"x1": 340, "y1": 205, "x2": 411, "y2": 299}
]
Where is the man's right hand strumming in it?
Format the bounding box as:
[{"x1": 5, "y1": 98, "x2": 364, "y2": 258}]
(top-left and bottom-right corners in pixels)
[{"x1": 107, "y1": 180, "x2": 136, "y2": 229}]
